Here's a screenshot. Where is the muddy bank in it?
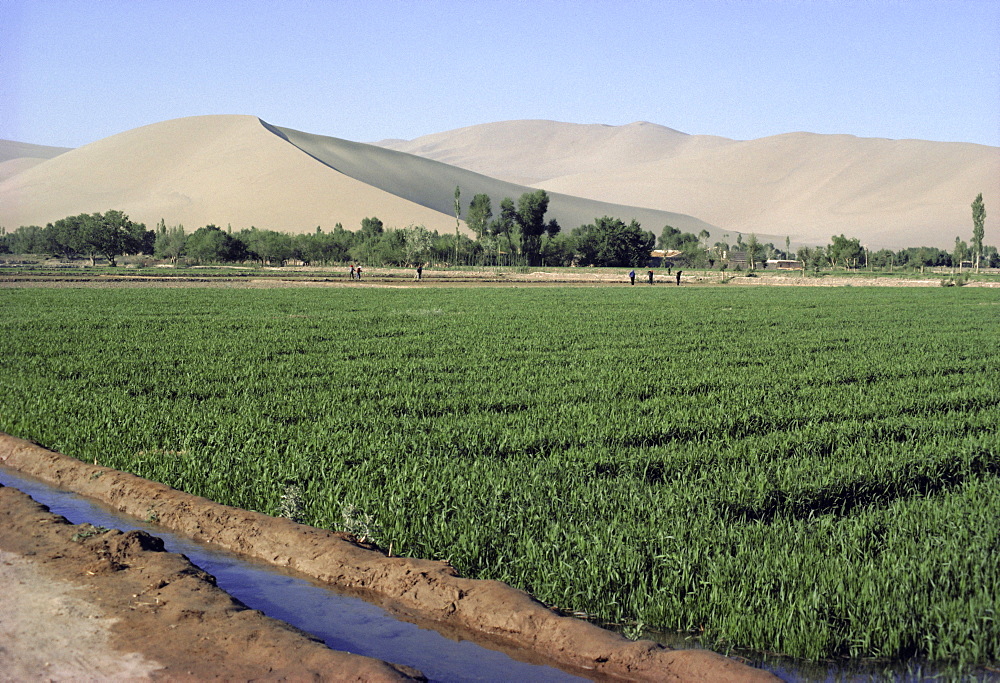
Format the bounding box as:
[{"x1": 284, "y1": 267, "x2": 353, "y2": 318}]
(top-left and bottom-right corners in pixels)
[
  {"x1": 0, "y1": 484, "x2": 422, "y2": 681},
  {"x1": 0, "y1": 433, "x2": 773, "y2": 681}
]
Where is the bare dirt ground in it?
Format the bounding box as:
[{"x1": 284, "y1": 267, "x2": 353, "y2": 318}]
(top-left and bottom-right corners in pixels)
[
  {"x1": 0, "y1": 484, "x2": 423, "y2": 681},
  {"x1": 0, "y1": 434, "x2": 774, "y2": 682},
  {"x1": 2, "y1": 262, "x2": 998, "y2": 288}
]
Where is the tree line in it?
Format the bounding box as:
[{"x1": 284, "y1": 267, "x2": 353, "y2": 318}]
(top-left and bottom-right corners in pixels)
[
  {"x1": 0, "y1": 192, "x2": 993, "y2": 270},
  {"x1": 0, "y1": 190, "x2": 658, "y2": 268},
  {"x1": 1, "y1": 210, "x2": 153, "y2": 266}
]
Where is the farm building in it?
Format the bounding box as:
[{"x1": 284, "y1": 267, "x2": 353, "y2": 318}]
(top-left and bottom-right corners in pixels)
[{"x1": 766, "y1": 259, "x2": 804, "y2": 270}]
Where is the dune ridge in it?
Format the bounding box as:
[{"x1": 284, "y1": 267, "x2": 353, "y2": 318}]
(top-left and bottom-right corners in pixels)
[
  {"x1": 0, "y1": 139, "x2": 73, "y2": 183},
  {"x1": 0, "y1": 139, "x2": 72, "y2": 165},
  {"x1": 0, "y1": 116, "x2": 461, "y2": 235},
  {"x1": 2, "y1": 116, "x2": 995, "y2": 250},
  {"x1": 0, "y1": 116, "x2": 719, "y2": 242},
  {"x1": 264, "y1": 121, "x2": 723, "y2": 240},
  {"x1": 378, "y1": 121, "x2": 1000, "y2": 249}
]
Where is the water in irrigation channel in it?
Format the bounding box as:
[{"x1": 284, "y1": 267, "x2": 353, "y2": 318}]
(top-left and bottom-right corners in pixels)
[
  {"x1": 3, "y1": 467, "x2": 983, "y2": 682},
  {"x1": 0, "y1": 467, "x2": 583, "y2": 682}
]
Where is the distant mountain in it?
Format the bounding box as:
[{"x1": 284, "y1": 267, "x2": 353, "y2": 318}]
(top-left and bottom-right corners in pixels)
[
  {"x1": 0, "y1": 116, "x2": 720, "y2": 242},
  {"x1": 0, "y1": 139, "x2": 72, "y2": 182},
  {"x1": 0, "y1": 139, "x2": 72, "y2": 164},
  {"x1": 377, "y1": 120, "x2": 1000, "y2": 250},
  {"x1": 3, "y1": 117, "x2": 995, "y2": 251},
  {"x1": 267, "y1": 121, "x2": 721, "y2": 241}
]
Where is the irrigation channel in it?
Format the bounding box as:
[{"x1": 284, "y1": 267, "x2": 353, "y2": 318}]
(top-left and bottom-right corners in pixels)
[
  {"x1": 1, "y1": 466, "x2": 977, "y2": 682},
  {"x1": 0, "y1": 466, "x2": 583, "y2": 682}
]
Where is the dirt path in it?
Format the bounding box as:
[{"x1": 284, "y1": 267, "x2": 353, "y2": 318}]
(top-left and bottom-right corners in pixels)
[
  {"x1": 2, "y1": 264, "x2": 997, "y2": 288},
  {"x1": 0, "y1": 434, "x2": 774, "y2": 681},
  {"x1": 0, "y1": 484, "x2": 422, "y2": 681}
]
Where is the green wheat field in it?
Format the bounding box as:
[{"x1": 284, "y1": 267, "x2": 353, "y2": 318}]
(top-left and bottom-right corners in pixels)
[{"x1": 2, "y1": 286, "x2": 997, "y2": 668}]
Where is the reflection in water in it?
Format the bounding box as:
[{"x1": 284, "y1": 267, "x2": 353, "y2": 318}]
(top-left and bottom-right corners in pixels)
[
  {"x1": 0, "y1": 467, "x2": 582, "y2": 683},
  {"x1": 9, "y1": 466, "x2": 970, "y2": 681}
]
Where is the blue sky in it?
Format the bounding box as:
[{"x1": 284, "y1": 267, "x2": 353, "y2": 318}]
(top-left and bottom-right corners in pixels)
[{"x1": 4, "y1": 0, "x2": 999, "y2": 148}]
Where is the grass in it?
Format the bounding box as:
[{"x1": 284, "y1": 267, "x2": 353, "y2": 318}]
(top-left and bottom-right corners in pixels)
[{"x1": 1, "y1": 285, "x2": 997, "y2": 669}]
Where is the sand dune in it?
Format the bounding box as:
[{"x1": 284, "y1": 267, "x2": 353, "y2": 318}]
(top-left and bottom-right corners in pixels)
[
  {"x1": 0, "y1": 139, "x2": 73, "y2": 183},
  {"x1": 0, "y1": 116, "x2": 718, "y2": 242},
  {"x1": 267, "y1": 122, "x2": 722, "y2": 240},
  {"x1": 0, "y1": 116, "x2": 465, "y2": 235},
  {"x1": 3, "y1": 116, "x2": 994, "y2": 250},
  {"x1": 0, "y1": 139, "x2": 71, "y2": 165},
  {"x1": 378, "y1": 121, "x2": 999, "y2": 250}
]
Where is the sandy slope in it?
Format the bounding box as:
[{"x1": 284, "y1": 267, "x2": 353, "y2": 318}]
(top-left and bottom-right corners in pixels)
[
  {"x1": 0, "y1": 116, "x2": 469, "y2": 235},
  {"x1": 3, "y1": 116, "x2": 994, "y2": 250},
  {"x1": 0, "y1": 116, "x2": 718, "y2": 240},
  {"x1": 0, "y1": 139, "x2": 71, "y2": 164},
  {"x1": 0, "y1": 139, "x2": 73, "y2": 183},
  {"x1": 268, "y1": 121, "x2": 721, "y2": 240},
  {"x1": 378, "y1": 120, "x2": 1000, "y2": 250}
]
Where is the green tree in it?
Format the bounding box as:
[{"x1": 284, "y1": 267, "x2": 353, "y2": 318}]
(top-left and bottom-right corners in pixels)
[
  {"x1": 658, "y1": 225, "x2": 698, "y2": 251},
  {"x1": 515, "y1": 190, "x2": 551, "y2": 266},
  {"x1": 827, "y1": 234, "x2": 863, "y2": 269},
  {"x1": 4, "y1": 225, "x2": 47, "y2": 254},
  {"x1": 797, "y1": 245, "x2": 827, "y2": 274},
  {"x1": 491, "y1": 198, "x2": 518, "y2": 255},
  {"x1": 897, "y1": 246, "x2": 948, "y2": 269},
  {"x1": 869, "y1": 248, "x2": 896, "y2": 270},
  {"x1": 952, "y1": 236, "x2": 969, "y2": 271},
  {"x1": 185, "y1": 225, "x2": 244, "y2": 264},
  {"x1": 295, "y1": 224, "x2": 353, "y2": 265},
  {"x1": 238, "y1": 228, "x2": 293, "y2": 265},
  {"x1": 984, "y1": 245, "x2": 1000, "y2": 268},
  {"x1": 153, "y1": 221, "x2": 186, "y2": 263},
  {"x1": 745, "y1": 233, "x2": 761, "y2": 270},
  {"x1": 711, "y1": 241, "x2": 730, "y2": 265},
  {"x1": 359, "y1": 216, "x2": 384, "y2": 241},
  {"x1": 401, "y1": 224, "x2": 432, "y2": 265},
  {"x1": 453, "y1": 186, "x2": 462, "y2": 263},
  {"x1": 71, "y1": 210, "x2": 148, "y2": 266},
  {"x1": 45, "y1": 215, "x2": 87, "y2": 259},
  {"x1": 539, "y1": 232, "x2": 573, "y2": 266},
  {"x1": 372, "y1": 228, "x2": 409, "y2": 265},
  {"x1": 571, "y1": 216, "x2": 655, "y2": 267},
  {"x1": 971, "y1": 193, "x2": 986, "y2": 272},
  {"x1": 466, "y1": 193, "x2": 493, "y2": 239}
]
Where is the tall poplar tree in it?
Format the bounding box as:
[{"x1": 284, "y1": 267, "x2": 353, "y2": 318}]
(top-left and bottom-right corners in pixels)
[
  {"x1": 453, "y1": 186, "x2": 461, "y2": 264},
  {"x1": 971, "y1": 193, "x2": 986, "y2": 272}
]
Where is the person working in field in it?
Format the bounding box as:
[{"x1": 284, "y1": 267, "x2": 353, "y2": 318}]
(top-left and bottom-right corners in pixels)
[
  {"x1": 676, "y1": 270, "x2": 682, "y2": 285},
  {"x1": 647, "y1": 270, "x2": 654, "y2": 284},
  {"x1": 628, "y1": 269, "x2": 636, "y2": 285}
]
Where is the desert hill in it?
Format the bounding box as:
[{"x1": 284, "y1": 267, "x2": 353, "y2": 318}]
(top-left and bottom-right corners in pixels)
[
  {"x1": 0, "y1": 139, "x2": 72, "y2": 183},
  {"x1": 266, "y1": 122, "x2": 721, "y2": 240},
  {"x1": 0, "y1": 116, "x2": 468, "y2": 236},
  {"x1": 0, "y1": 139, "x2": 71, "y2": 164},
  {"x1": 0, "y1": 116, "x2": 720, "y2": 243},
  {"x1": 377, "y1": 121, "x2": 1000, "y2": 250}
]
